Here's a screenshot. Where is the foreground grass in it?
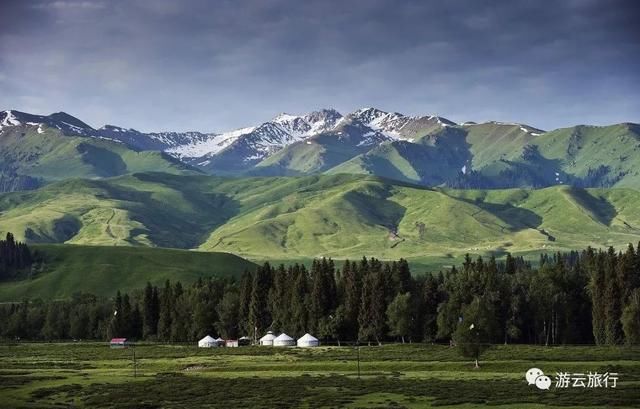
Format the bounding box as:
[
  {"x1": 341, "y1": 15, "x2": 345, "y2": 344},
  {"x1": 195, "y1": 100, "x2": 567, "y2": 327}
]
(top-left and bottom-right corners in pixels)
[{"x1": 0, "y1": 343, "x2": 639, "y2": 408}]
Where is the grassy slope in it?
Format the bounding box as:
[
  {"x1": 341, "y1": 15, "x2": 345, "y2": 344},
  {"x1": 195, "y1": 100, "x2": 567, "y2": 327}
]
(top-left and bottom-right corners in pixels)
[
  {"x1": 0, "y1": 125, "x2": 196, "y2": 182},
  {"x1": 324, "y1": 123, "x2": 640, "y2": 188},
  {"x1": 327, "y1": 127, "x2": 471, "y2": 185},
  {"x1": 0, "y1": 173, "x2": 237, "y2": 248},
  {"x1": 0, "y1": 244, "x2": 256, "y2": 301},
  {"x1": 533, "y1": 123, "x2": 640, "y2": 186},
  {"x1": 252, "y1": 130, "x2": 373, "y2": 176},
  {"x1": 326, "y1": 124, "x2": 533, "y2": 185},
  {"x1": 1, "y1": 173, "x2": 640, "y2": 271}
]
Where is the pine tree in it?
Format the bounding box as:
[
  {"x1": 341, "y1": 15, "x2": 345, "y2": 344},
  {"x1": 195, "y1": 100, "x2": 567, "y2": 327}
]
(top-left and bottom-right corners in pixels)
[
  {"x1": 341, "y1": 260, "x2": 361, "y2": 340},
  {"x1": 309, "y1": 258, "x2": 336, "y2": 334},
  {"x1": 358, "y1": 269, "x2": 386, "y2": 345},
  {"x1": 621, "y1": 289, "x2": 640, "y2": 345},
  {"x1": 142, "y1": 282, "x2": 159, "y2": 339},
  {"x1": 170, "y1": 282, "x2": 189, "y2": 342},
  {"x1": 157, "y1": 281, "x2": 173, "y2": 341},
  {"x1": 121, "y1": 293, "x2": 133, "y2": 338},
  {"x1": 269, "y1": 265, "x2": 289, "y2": 332},
  {"x1": 289, "y1": 264, "x2": 309, "y2": 337},
  {"x1": 617, "y1": 244, "x2": 636, "y2": 303},
  {"x1": 603, "y1": 248, "x2": 622, "y2": 344},
  {"x1": 393, "y1": 259, "x2": 412, "y2": 294},
  {"x1": 131, "y1": 304, "x2": 143, "y2": 340},
  {"x1": 248, "y1": 263, "x2": 273, "y2": 341},
  {"x1": 587, "y1": 249, "x2": 606, "y2": 345},
  {"x1": 237, "y1": 271, "x2": 253, "y2": 336},
  {"x1": 421, "y1": 274, "x2": 440, "y2": 342},
  {"x1": 217, "y1": 290, "x2": 240, "y2": 339}
]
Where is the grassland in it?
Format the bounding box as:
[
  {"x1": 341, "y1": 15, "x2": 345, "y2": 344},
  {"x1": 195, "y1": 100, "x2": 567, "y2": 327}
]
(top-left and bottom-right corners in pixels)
[
  {"x1": 0, "y1": 343, "x2": 638, "y2": 408},
  {"x1": 0, "y1": 245, "x2": 256, "y2": 301},
  {"x1": 327, "y1": 122, "x2": 640, "y2": 188},
  {"x1": 1, "y1": 172, "x2": 640, "y2": 271},
  {"x1": 0, "y1": 125, "x2": 197, "y2": 184}
]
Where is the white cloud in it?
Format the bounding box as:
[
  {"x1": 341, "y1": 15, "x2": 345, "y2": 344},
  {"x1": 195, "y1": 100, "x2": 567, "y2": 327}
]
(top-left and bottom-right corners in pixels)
[{"x1": 31, "y1": 1, "x2": 105, "y2": 10}]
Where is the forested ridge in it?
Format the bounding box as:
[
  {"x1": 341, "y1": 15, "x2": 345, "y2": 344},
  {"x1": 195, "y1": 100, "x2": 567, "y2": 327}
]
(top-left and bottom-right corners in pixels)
[{"x1": 1, "y1": 245, "x2": 639, "y2": 346}]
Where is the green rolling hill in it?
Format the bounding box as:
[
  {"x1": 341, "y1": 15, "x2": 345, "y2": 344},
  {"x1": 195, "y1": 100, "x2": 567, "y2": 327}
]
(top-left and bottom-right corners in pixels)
[
  {"x1": 1, "y1": 172, "x2": 639, "y2": 271},
  {"x1": 251, "y1": 121, "x2": 388, "y2": 176},
  {"x1": 325, "y1": 122, "x2": 640, "y2": 189},
  {"x1": 327, "y1": 126, "x2": 471, "y2": 185},
  {"x1": 0, "y1": 122, "x2": 198, "y2": 192},
  {"x1": 0, "y1": 244, "x2": 256, "y2": 301}
]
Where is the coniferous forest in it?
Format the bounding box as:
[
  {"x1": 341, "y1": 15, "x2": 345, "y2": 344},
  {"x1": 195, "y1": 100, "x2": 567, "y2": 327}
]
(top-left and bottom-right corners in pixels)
[
  {"x1": 1, "y1": 245, "x2": 639, "y2": 346},
  {"x1": 0, "y1": 232, "x2": 34, "y2": 281}
]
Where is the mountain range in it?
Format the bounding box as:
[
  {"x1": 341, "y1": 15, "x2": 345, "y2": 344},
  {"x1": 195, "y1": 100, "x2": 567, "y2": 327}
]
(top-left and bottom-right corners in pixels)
[{"x1": 2, "y1": 108, "x2": 638, "y2": 192}]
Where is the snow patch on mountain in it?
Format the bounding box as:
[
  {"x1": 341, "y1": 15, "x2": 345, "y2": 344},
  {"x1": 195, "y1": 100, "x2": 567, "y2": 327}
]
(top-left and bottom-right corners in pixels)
[
  {"x1": 172, "y1": 109, "x2": 343, "y2": 163},
  {"x1": 0, "y1": 110, "x2": 22, "y2": 128},
  {"x1": 351, "y1": 108, "x2": 412, "y2": 140},
  {"x1": 167, "y1": 127, "x2": 256, "y2": 158}
]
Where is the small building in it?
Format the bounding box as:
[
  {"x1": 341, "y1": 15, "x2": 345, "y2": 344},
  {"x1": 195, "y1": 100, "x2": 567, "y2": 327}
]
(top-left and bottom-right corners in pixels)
[
  {"x1": 297, "y1": 333, "x2": 319, "y2": 348},
  {"x1": 198, "y1": 335, "x2": 218, "y2": 348},
  {"x1": 110, "y1": 338, "x2": 128, "y2": 349},
  {"x1": 225, "y1": 339, "x2": 239, "y2": 348},
  {"x1": 214, "y1": 337, "x2": 225, "y2": 347},
  {"x1": 259, "y1": 331, "x2": 276, "y2": 346},
  {"x1": 274, "y1": 333, "x2": 295, "y2": 347},
  {"x1": 238, "y1": 336, "x2": 251, "y2": 346}
]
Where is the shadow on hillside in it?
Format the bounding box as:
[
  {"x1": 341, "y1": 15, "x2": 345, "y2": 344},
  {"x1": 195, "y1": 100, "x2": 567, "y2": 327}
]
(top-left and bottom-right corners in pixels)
[
  {"x1": 96, "y1": 173, "x2": 241, "y2": 249},
  {"x1": 342, "y1": 183, "x2": 407, "y2": 238},
  {"x1": 77, "y1": 143, "x2": 127, "y2": 177},
  {"x1": 455, "y1": 197, "x2": 543, "y2": 232},
  {"x1": 565, "y1": 187, "x2": 617, "y2": 226}
]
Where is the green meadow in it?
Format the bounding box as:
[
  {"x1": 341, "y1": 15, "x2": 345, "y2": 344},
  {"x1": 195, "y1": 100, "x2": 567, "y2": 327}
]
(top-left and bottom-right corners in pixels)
[
  {"x1": 0, "y1": 245, "x2": 256, "y2": 301},
  {"x1": 1, "y1": 172, "x2": 640, "y2": 265},
  {"x1": 1, "y1": 343, "x2": 639, "y2": 408}
]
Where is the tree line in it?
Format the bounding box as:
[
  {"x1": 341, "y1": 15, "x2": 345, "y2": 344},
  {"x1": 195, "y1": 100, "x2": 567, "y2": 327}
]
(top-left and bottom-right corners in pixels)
[
  {"x1": 1, "y1": 244, "x2": 639, "y2": 345},
  {"x1": 0, "y1": 232, "x2": 34, "y2": 281}
]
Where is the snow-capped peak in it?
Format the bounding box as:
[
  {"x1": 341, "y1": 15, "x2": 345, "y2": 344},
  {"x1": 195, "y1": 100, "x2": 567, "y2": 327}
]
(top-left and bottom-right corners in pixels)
[
  {"x1": 1, "y1": 110, "x2": 22, "y2": 127},
  {"x1": 99, "y1": 124, "x2": 137, "y2": 133},
  {"x1": 273, "y1": 113, "x2": 299, "y2": 122},
  {"x1": 0, "y1": 110, "x2": 95, "y2": 136},
  {"x1": 166, "y1": 126, "x2": 255, "y2": 159},
  {"x1": 269, "y1": 109, "x2": 343, "y2": 138},
  {"x1": 349, "y1": 107, "x2": 412, "y2": 140}
]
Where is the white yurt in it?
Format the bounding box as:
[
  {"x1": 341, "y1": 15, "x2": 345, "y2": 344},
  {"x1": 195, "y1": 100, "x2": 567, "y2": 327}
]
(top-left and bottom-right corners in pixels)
[
  {"x1": 198, "y1": 335, "x2": 218, "y2": 348},
  {"x1": 297, "y1": 333, "x2": 319, "y2": 348},
  {"x1": 259, "y1": 331, "x2": 276, "y2": 346},
  {"x1": 273, "y1": 333, "x2": 295, "y2": 347}
]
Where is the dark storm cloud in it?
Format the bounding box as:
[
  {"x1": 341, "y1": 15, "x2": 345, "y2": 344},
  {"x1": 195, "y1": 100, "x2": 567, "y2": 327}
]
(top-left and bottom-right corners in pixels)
[{"x1": 0, "y1": 0, "x2": 638, "y2": 132}]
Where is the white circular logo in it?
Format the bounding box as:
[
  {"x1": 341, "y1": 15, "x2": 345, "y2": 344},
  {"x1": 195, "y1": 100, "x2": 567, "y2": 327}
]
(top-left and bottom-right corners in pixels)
[{"x1": 526, "y1": 368, "x2": 544, "y2": 385}]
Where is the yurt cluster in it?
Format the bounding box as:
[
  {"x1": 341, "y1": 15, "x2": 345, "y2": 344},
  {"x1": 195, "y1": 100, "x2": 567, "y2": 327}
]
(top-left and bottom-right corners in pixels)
[{"x1": 197, "y1": 331, "x2": 319, "y2": 348}]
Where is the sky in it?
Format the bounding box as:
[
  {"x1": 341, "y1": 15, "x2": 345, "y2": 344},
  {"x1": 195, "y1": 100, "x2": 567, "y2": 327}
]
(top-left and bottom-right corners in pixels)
[{"x1": 0, "y1": 0, "x2": 639, "y2": 132}]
